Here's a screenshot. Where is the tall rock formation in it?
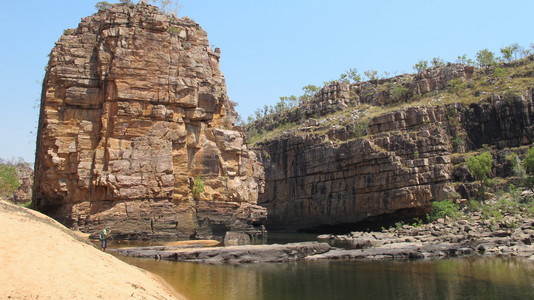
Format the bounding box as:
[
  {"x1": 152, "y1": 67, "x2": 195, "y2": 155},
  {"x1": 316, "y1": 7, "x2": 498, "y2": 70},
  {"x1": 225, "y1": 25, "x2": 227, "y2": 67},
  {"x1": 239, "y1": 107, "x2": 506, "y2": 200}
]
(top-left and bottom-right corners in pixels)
[{"x1": 33, "y1": 2, "x2": 266, "y2": 240}]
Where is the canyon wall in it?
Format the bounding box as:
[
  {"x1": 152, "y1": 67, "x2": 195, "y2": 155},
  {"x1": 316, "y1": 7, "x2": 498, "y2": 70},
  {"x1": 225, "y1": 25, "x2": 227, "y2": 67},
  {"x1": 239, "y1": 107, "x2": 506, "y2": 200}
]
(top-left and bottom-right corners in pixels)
[
  {"x1": 33, "y1": 2, "x2": 265, "y2": 240},
  {"x1": 256, "y1": 63, "x2": 534, "y2": 230}
]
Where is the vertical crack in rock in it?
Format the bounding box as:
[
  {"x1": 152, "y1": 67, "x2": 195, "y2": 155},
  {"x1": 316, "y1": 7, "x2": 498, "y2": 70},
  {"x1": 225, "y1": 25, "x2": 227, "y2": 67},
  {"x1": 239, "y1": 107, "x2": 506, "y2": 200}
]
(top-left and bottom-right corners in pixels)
[
  {"x1": 255, "y1": 67, "x2": 534, "y2": 231},
  {"x1": 33, "y1": 2, "x2": 266, "y2": 240}
]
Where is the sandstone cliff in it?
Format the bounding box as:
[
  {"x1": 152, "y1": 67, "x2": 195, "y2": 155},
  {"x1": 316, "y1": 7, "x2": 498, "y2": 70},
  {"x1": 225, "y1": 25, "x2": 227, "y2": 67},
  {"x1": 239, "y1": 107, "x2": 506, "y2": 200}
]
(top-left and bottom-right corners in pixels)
[
  {"x1": 33, "y1": 2, "x2": 265, "y2": 240},
  {"x1": 252, "y1": 58, "x2": 534, "y2": 231}
]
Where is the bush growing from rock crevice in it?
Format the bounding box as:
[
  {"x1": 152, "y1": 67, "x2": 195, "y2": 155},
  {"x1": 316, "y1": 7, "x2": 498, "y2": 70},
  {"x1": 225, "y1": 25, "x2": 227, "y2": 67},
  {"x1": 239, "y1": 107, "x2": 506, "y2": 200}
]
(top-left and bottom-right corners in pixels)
[{"x1": 191, "y1": 176, "x2": 205, "y2": 200}]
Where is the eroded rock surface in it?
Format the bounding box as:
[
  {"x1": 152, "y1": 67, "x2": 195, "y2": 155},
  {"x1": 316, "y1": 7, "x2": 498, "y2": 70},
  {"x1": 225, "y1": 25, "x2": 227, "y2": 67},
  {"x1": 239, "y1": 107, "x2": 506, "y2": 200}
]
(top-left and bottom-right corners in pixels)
[
  {"x1": 113, "y1": 241, "x2": 332, "y2": 263},
  {"x1": 33, "y1": 2, "x2": 265, "y2": 240},
  {"x1": 316, "y1": 208, "x2": 534, "y2": 260},
  {"x1": 255, "y1": 64, "x2": 534, "y2": 231}
]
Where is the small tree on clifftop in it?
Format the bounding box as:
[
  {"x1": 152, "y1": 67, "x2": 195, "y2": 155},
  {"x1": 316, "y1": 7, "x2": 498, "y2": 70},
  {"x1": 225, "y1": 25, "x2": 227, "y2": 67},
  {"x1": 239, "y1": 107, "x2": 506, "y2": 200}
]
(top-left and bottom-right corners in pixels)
[
  {"x1": 340, "y1": 68, "x2": 362, "y2": 83},
  {"x1": 150, "y1": 0, "x2": 181, "y2": 16},
  {"x1": 95, "y1": 1, "x2": 112, "y2": 10},
  {"x1": 413, "y1": 60, "x2": 428, "y2": 73},
  {"x1": 476, "y1": 49, "x2": 497, "y2": 69}
]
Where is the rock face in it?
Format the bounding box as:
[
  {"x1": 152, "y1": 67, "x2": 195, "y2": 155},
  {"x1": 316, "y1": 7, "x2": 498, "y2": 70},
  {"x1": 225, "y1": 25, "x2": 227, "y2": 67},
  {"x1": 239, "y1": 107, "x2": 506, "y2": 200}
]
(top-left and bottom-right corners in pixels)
[
  {"x1": 33, "y1": 2, "x2": 265, "y2": 240},
  {"x1": 255, "y1": 63, "x2": 534, "y2": 231}
]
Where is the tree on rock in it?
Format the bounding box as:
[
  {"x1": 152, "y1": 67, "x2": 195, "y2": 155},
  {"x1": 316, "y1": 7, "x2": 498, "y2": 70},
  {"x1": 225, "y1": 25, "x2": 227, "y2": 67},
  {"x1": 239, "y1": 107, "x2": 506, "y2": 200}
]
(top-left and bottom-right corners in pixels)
[
  {"x1": 522, "y1": 146, "x2": 534, "y2": 192},
  {"x1": 476, "y1": 49, "x2": 497, "y2": 69},
  {"x1": 95, "y1": 1, "x2": 112, "y2": 10},
  {"x1": 467, "y1": 151, "x2": 493, "y2": 201},
  {"x1": 150, "y1": 0, "x2": 181, "y2": 15},
  {"x1": 413, "y1": 60, "x2": 428, "y2": 73}
]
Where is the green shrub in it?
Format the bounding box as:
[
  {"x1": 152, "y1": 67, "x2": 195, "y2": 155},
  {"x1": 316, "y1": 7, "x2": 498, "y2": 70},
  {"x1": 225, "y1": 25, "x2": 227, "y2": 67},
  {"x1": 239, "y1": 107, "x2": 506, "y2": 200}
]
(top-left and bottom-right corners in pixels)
[
  {"x1": 413, "y1": 60, "x2": 428, "y2": 73},
  {"x1": 0, "y1": 165, "x2": 20, "y2": 195},
  {"x1": 448, "y1": 78, "x2": 467, "y2": 95},
  {"x1": 389, "y1": 84, "x2": 408, "y2": 101},
  {"x1": 523, "y1": 146, "x2": 534, "y2": 192},
  {"x1": 467, "y1": 151, "x2": 493, "y2": 201},
  {"x1": 191, "y1": 176, "x2": 205, "y2": 200},
  {"x1": 493, "y1": 67, "x2": 508, "y2": 79},
  {"x1": 427, "y1": 200, "x2": 461, "y2": 222},
  {"x1": 476, "y1": 49, "x2": 497, "y2": 69},
  {"x1": 481, "y1": 205, "x2": 503, "y2": 223},
  {"x1": 467, "y1": 199, "x2": 482, "y2": 212},
  {"x1": 411, "y1": 217, "x2": 424, "y2": 227},
  {"x1": 352, "y1": 121, "x2": 369, "y2": 138},
  {"x1": 167, "y1": 26, "x2": 181, "y2": 36}
]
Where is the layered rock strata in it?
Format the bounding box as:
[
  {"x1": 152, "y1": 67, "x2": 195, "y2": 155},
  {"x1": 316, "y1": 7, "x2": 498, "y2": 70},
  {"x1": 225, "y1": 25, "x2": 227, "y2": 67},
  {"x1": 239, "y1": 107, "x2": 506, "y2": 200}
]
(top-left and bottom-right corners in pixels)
[
  {"x1": 33, "y1": 2, "x2": 265, "y2": 240},
  {"x1": 256, "y1": 67, "x2": 533, "y2": 230}
]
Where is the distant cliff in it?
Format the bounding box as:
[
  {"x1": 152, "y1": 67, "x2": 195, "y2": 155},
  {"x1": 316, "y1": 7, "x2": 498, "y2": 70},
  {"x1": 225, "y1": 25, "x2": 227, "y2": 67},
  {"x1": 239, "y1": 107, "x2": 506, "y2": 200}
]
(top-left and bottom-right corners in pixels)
[
  {"x1": 33, "y1": 2, "x2": 265, "y2": 240},
  {"x1": 250, "y1": 58, "x2": 534, "y2": 231}
]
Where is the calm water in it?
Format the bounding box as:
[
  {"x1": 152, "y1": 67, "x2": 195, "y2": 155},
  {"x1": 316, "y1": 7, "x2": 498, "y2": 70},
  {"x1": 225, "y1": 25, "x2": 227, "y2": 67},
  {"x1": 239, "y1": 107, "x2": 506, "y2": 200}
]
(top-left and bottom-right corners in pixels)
[{"x1": 118, "y1": 254, "x2": 534, "y2": 300}]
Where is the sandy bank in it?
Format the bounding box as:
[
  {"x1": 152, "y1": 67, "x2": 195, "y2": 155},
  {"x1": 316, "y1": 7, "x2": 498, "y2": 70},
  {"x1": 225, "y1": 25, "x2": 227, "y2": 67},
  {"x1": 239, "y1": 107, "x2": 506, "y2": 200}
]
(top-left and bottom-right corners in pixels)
[{"x1": 0, "y1": 201, "x2": 186, "y2": 300}]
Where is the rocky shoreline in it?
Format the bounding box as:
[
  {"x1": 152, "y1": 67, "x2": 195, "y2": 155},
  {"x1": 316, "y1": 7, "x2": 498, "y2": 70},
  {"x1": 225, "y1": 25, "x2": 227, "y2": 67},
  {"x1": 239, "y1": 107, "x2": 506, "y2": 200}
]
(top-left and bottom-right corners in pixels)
[
  {"x1": 317, "y1": 200, "x2": 534, "y2": 260},
  {"x1": 113, "y1": 204, "x2": 534, "y2": 263},
  {"x1": 113, "y1": 242, "x2": 331, "y2": 264}
]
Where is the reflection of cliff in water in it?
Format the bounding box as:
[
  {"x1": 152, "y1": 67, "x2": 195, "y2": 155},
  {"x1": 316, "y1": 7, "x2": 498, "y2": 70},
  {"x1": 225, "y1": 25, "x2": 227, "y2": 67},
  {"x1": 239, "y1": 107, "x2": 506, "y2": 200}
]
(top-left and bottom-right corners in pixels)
[{"x1": 119, "y1": 256, "x2": 534, "y2": 300}]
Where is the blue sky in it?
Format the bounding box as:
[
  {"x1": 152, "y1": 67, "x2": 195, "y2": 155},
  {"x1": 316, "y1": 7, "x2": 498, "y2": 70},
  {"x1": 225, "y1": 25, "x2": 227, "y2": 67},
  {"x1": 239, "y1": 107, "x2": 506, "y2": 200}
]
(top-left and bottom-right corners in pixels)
[{"x1": 0, "y1": 0, "x2": 533, "y2": 164}]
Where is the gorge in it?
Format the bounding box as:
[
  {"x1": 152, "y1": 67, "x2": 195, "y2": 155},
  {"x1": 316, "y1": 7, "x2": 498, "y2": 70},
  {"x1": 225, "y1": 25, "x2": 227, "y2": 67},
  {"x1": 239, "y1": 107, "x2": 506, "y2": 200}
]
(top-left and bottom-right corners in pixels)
[
  {"x1": 253, "y1": 67, "x2": 534, "y2": 231},
  {"x1": 32, "y1": 2, "x2": 534, "y2": 240}
]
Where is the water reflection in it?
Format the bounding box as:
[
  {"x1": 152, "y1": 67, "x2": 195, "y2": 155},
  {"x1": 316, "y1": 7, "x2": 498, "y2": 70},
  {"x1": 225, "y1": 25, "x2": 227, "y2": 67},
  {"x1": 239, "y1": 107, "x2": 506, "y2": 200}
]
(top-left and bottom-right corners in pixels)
[{"x1": 119, "y1": 256, "x2": 534, "y2": 300}]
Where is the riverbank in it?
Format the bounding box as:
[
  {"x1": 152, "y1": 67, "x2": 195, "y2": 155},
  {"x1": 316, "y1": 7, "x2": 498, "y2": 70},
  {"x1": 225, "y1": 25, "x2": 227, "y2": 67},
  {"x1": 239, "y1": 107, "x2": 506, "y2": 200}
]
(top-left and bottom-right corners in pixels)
[
  {"x1": 113, "y1": 196, "x2": 534, "y2": 263},
  {"x1": 317, "y1": 197, "x2": 534, "y2": 260},
  {"x1": 0, "y1": 201, "x2": 186, "y2": 300}
]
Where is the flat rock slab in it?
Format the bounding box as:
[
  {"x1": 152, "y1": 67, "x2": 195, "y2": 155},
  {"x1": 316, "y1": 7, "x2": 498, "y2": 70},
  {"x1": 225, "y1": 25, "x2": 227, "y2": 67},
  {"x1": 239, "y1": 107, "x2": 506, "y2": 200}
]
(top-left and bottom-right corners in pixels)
[
  {"x1": 113, "y1": 242, "x2": 332, "y2": 264},
  {"x1": 307, "y1": 242, "x2": 462, "y2": 260}
]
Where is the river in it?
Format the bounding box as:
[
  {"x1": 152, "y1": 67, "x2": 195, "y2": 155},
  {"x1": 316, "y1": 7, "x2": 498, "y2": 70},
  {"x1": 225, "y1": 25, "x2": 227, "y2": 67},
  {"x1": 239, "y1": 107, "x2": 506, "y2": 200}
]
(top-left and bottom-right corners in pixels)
[{"x1": 112, "y1": 234, "x2": 534, "y2": 300}]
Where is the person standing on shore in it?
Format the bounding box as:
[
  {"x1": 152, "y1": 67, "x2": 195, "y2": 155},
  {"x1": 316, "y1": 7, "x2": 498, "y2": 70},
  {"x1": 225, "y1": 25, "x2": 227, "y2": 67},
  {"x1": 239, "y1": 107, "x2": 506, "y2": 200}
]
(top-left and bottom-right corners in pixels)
[{"x1": 99, "y1": 227, "x2": 111, "y2": 251}]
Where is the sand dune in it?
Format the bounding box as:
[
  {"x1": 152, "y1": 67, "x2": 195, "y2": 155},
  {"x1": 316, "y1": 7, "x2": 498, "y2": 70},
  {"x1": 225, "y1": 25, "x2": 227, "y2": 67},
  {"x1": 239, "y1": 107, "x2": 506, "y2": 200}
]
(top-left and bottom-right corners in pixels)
[{"x1": 0, "y1": 201, "x2": 185, "y2": 300}]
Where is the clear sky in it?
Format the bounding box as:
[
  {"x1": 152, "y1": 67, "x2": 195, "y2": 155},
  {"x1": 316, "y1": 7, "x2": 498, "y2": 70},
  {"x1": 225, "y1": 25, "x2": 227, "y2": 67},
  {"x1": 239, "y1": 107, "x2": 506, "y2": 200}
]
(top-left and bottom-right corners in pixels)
[{"x1": 0, "y1": 0, "x2": 532, "y2": 164}]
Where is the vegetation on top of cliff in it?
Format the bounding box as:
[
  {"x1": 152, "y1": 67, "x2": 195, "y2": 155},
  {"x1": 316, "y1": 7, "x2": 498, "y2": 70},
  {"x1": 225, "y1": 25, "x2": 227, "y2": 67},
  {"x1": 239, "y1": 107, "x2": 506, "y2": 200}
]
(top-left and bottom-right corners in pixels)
[
  {"x1": 95, "y1": 0, "x2": 181, "y2": 16},
  {"x1": 244, "y1": 44, "x2": 534, "y2": 147}
]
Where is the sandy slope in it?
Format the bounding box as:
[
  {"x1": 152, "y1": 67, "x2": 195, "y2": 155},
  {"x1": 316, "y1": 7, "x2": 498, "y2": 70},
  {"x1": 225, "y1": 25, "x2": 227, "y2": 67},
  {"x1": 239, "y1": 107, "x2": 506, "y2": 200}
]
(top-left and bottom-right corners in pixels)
[{"x1": 0, "y1": 201, "x2": 185, "y2": 300}]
